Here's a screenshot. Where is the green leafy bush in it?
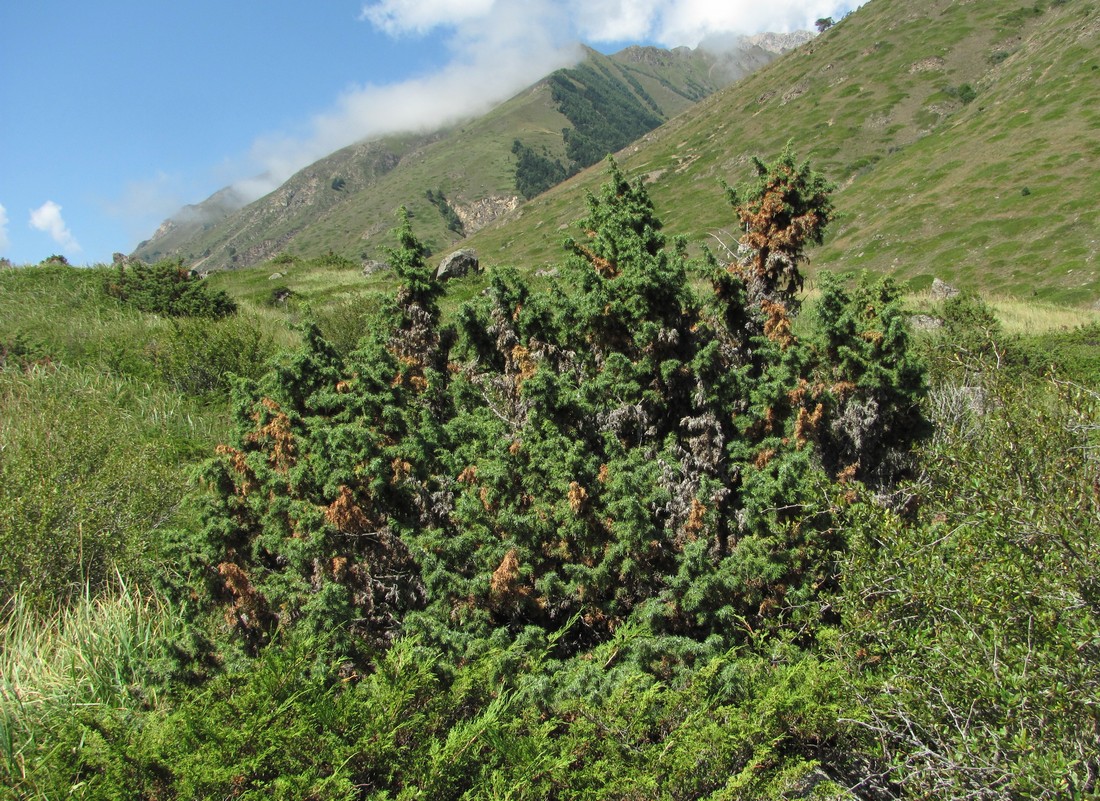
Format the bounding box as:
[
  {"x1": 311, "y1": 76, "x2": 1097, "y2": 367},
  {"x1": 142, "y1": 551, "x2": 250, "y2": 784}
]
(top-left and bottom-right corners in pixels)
[
  {"x1": 811, "y1": 273, "x2": 928, "y2": 484},
  {"x1": 104, "y1": 260, "x2": 237, "y2": 318},
  {"x1": 150, "y1": 316, "x2": 276, "y2": 398},
  {"x1": 839, "y1": 375, "x2": 1100, "y2": 797}
]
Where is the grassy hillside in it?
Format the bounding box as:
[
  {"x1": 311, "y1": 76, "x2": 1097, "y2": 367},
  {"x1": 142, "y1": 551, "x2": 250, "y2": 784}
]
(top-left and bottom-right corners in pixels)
[
  {"x1": 5, "y1": 4, "x2": 1100, "y2": 793},
  {"x1": 5, "y1": 156, "x2": 1099, "y2": 798},
  {"x1": 133, "y1": 45, "x2": 774, "y2": 272},
  {"x1": 464, "y1": 0, "x2": 1100, "y2": 304}
]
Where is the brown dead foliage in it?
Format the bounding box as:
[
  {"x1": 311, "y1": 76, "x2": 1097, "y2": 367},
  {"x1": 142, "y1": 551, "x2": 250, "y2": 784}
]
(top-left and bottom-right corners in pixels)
[
  {"x1": 511, "y1": 344, "x2": 538, "y2": 384},
  {"x1": 325, "y1": 485, "x2": 370, "y2": 534},
  {"x1": 761, "y1": 299, "x2": 794, "y2": 348},
  {"x1": 489, "y1": 549, "x2": 530, "y2": 611},
  {"x1": 218, "y1": 562, "x2": 271, "y2": 631},
  {"x1": 576, "y1": 241, "x2": 619, "y2": 278},
  {"x1": 568, "y1": 481, "x2": 589, "y2": 514},
  {"x1": 479, "y1": 485, "x2": 495, "y2": 512},
  {"x1": 831, "y1": 380, "x2": 858, "y2": 400},
  {"x1": 683, "y1": 498, "x2": 707, "y2": 540},
  {"x1": 392, "y1": 355, "x2": 428, "y2": 391},
  {"x1": 794, "y1": 403, "x2": 824, "y2": 446},
  {"x1": 765, "y1": 405, "x2": 779, "y2": 433},
  {"x1": 215, "y1": 444, "x2": 258, "y2": 496},
  {"x1": 754, "y1": 448, "x2": 777, "y2": 469},
  {"x1": 860, "y1": 328, "x2": 884, "y2": 347},
  {"x1": 837, "y1": 462, "x2": 860, "y2": 484},
  {"x1": 246, "y1": 398, "x2": 296, "y2": 473},
  {"x1": 391, "y1": 458, "x2": 412, "y2": 485}
]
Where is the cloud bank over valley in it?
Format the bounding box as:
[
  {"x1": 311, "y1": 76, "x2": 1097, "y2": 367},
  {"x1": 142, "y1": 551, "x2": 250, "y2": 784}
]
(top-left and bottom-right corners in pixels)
[{"x1": 227, "y1": 0, "x2": 857, "y2": 204}]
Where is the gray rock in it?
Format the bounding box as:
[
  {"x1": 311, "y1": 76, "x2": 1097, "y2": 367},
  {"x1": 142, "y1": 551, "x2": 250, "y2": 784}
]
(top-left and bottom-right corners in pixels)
[
  {"x1": 362, "y1": 259, "x2": 391, "y2": 276},
  {"x1": 930, "y1": 277, "x2": 959, "y2": 300},
  {"x1": 909, "y1": 314, "x2": 943, "y2": 331},
  {"x1": 436, "y1": 249, "x2": 479, "y2": 281},
  {"x1": 269, "y1": 272, "x2": 283, "y2": 280}
]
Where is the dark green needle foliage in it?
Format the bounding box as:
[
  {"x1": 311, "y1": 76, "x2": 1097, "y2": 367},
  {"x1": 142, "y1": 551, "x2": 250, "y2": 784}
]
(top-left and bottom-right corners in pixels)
[
  {"x1": 103, "y1": 259, "x2": 237, "y2": 318},
  {"x1": 187, "y1": 152, "x2": 926, "y2": 670}
]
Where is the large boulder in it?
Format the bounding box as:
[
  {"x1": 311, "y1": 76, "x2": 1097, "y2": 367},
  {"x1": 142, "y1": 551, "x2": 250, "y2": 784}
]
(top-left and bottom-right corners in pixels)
[{"x1": 436, "y1": 249, "x2": 479, "y2": 281}]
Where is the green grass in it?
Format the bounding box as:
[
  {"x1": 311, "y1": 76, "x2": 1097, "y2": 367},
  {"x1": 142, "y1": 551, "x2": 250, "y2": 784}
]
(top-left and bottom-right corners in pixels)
[
  {"x1": 0, "y1": 263, "x2": 290, "y2": 608},
  {"x1": 0, "y1": 365, "x2": 220, "y2": 607},
  {"x1": 0, "y1": 580, "x2": 187, "y2": 798},
  {"x1": 448, "y1": 0, "x2": 1100, "y2": 304}
]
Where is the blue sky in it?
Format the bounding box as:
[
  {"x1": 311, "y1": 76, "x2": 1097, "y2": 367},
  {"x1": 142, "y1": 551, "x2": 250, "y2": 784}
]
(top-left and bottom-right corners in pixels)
[{"x1": 0, "y1": 0, "x2": 858, "y2": 265}]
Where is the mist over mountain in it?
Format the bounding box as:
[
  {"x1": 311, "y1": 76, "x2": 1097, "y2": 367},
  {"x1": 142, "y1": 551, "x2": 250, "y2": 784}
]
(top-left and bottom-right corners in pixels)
[
  {"x1": 132, "y1": 38, "x2": 799, "y2": 271},
  {"x1": 136, "y1": 0, "x2": 1099, "y2": 304}
]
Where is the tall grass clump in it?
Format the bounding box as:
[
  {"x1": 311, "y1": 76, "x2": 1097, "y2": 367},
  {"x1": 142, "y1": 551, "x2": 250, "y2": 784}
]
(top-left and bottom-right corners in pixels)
[
  {"x1": 0, "y1": 365, "x2": 215, "y2": 609},
  {"x1": 0, "y1": 580, "x2": 187, "y2": 798},
  {"x1": 148, "y1": 315, "x2": 278, "y2": 398}
]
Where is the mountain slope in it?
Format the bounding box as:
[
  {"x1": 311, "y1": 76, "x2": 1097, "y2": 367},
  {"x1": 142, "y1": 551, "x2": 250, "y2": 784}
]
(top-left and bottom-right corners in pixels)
[
  {"x1": 463, "y1": 0, "x2": 1099, "y2": 304},
  {"x1": 134, "y1": 40, "x2": 795, "y2": 272}
]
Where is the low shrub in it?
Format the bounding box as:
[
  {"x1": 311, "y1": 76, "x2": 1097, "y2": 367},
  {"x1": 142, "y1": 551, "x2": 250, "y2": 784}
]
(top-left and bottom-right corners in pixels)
[
  {"x1": 103, "y1": 260, "x2": 237, "y2": 318},
  {"x1": 838, "y1": 375, "x2": 1100, "y2": 797},
  {"x1": 150, "y1": 316, "x2": 276, "y2": 398}
]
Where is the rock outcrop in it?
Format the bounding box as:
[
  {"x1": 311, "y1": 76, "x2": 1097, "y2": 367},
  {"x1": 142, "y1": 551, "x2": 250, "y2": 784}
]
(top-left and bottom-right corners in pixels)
[{"x1": 436, "y1": 249, "x2": 479, "y2": 281}]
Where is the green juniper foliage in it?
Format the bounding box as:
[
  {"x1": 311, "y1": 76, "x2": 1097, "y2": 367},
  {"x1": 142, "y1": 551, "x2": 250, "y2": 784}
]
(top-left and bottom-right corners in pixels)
[
  {"x1": 13, "y1": 146, "x2": 1098, "y2": 799},
  {"x1": 187, "y1": 155, "x2": 926, "y2": 666},
  {"x1": 103, "y1": 259, "x2": 237, "y2": 318}
]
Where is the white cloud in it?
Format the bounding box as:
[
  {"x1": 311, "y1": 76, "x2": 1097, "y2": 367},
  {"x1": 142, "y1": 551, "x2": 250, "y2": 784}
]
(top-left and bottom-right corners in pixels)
[
  {"x1": 361, "y1": 0, "x2": 856, "y2": 47},
  {"x1": 361, "y1": 0, "x2": 497, "y2": 35},
  {"x1": 29, "y1": 201, "x2": 81, "y2": 253},
  {"x1": 103, "y1": 172, "x2": 195, "y2": 247},
  {"x1": 234, "y1": 0, "x2": 582, "y2": 200},
  {"x1": 225, "y1": 0, "x2": 858, "y2": 201},
  {"x1": 0, "y1": 204, "x2": 9, "y2": 253}
]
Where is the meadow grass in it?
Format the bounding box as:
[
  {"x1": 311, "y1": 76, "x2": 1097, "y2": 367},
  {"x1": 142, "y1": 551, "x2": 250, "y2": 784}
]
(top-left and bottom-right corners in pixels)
[
  {"x1": 0, "y1": 579, "x2": 186, "y2": 796},
  {"x1": 0, "y1": 365, "x2": 222, "y2": 607},
  {"x1": 987, "y1": 295, "x2": 1100, "y2": 335}
]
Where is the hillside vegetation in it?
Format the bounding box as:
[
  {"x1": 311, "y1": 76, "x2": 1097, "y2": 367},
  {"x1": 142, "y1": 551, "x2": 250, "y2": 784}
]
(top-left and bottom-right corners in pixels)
[
  {"x1": 4, "y1": 144, "x2": 1100, "y2": 798},
  {"x1": 134, "y1": 43, "x2": 782, "y2": 273},
  {"x1": 3, "y1": 0, "x2": 1100, "y2": 796},
  {"x1": 465, "y1": 0, "x2": 1100, "y2": 304},
  {"x1": 139, "y1": 0, "x2": 1100, "y2": 304}
]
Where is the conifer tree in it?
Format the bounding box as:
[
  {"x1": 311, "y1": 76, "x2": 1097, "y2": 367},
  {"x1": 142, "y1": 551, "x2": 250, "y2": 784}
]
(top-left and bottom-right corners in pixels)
[
  {"x1": 724, "y1": 143, "x2": 834, "y2": 307},
  {"x1": 189, "y1": 154, "x2": 925, "y2": 665}
]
